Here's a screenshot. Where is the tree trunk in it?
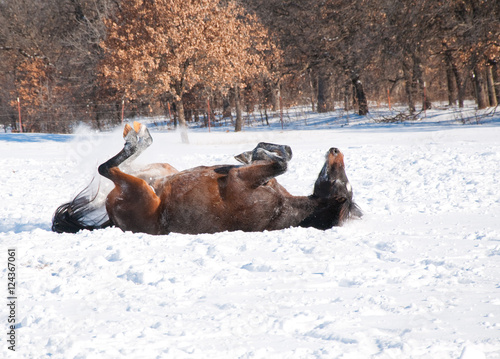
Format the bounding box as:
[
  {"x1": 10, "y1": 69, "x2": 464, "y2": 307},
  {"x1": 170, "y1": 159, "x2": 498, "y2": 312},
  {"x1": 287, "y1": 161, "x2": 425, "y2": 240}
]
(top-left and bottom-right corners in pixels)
[
  {"x1": 412, "y1": 54, "x2": 431, "y2": 111},
  {"x1": 234, "y1": 86, "x2": 243, "y2": 132},
  {"x1": 308, "y1": 69, "x2": 317, "y2": 112},
  {"x1": 486, "y1": 63, "x2": 498, "y2": 107},
  {"x1": 222, "y1": 96, "x2": 232, "y2": 119},
  {"x1": 271, "y1": 85, "x2": 279, "y2": 112},
  {"x1": 343, "y1": 82, "x2": 350, "y2": 111},
  {"x1": 452, "y1": 64, "x2": 465, "y2": 108},
  {"x1": 174, "y1": 98, "x2": 189, "y2": 143},
  {"x1": 421, "y1": 82, "x2": 432, "y2": 111},
  {"x1": 351, "y1": 74, "x2": 368, "y2": 115},
  {"x1": 317, "y1": 72, "x2": 333, "y2": 113},
  {"x1": 473, "y1": 65, "x2": 489, "y2": 109},
  {"x1": 403, "y1": 61, "x2": 415, "y2": 114},
  {"x1": 446, "y1": 67, "x2": 456, "y2": 106},
  {"x1": 444, "y1": 51, "x2": 457, "y2": 106},
  {"x1": 93, "y1": 103, "x2": 103, "y2": 131},
  {"x1": 493, "y1": 61, "x2": 500, "y2": 105}
]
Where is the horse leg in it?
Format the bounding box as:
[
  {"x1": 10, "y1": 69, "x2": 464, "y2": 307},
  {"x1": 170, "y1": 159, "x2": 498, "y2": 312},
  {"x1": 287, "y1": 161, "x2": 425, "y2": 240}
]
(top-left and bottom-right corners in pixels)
[
  {"x1": 252, "y1": 142, "x2": 292, "y2": 162},
  {"x1": 235, "y1": 142, "x2": 292, "y2": 164},
  {"x1": 98, "y1": 122, "x2": 162, "y2": 234},
  {"x1": 52, "y1": 122, "x2": 162, "y2": 234},
  {"x1": 99, "y1": 121, "x2": 153, "y2": 178},
  {"x1": 104, "y1": 169, "x2": 162, "y2": 234},
  {"x1": 230, "y1": 142, "x2": 293, "y2": 188},
  {"x1": 103, "y1": 122, "x2": 178, "y2": 187}
]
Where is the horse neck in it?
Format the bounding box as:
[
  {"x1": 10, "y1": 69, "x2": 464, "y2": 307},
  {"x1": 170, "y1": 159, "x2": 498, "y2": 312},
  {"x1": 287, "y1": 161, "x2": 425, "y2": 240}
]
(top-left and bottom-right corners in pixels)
[
  {"x1": 282, "y1": 195, "x2": 328, "y2": 226},
  {"x1": 295, "y1": 195, "x2": 349, "y2": 230}
]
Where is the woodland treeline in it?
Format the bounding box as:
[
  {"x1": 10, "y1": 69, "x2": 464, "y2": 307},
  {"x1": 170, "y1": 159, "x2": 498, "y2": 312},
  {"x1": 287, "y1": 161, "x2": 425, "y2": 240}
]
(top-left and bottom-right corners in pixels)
[{"x1": 0, "y1": 0, "x2": 499, "y2": 134}]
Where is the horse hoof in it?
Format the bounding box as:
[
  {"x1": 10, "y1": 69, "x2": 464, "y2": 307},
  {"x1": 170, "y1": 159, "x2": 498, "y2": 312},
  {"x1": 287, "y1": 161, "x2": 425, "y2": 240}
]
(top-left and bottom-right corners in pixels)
[
  {"x1": 135, "y1": 122, "x2": 153, "y2": 148},
  {"x1": 123, "y1": 122, "x2": 143, "y2": 142},
  {"x1": 123, "y1": 122, "x2": 152, "y2": 146},
  {"x1": 123, "y1": 123, "x2": 133, "y2": 139},
  {"x1": 133, "y1": 121, "x2": 142, "y2": 133},
  {"x1": 234, "y1": 151, "x2": 252, "y2": 164}
]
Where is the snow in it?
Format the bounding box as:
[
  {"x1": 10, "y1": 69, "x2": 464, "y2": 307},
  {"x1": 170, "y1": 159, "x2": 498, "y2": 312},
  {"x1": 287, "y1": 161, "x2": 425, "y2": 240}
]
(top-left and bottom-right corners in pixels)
[{"x1": 1, "y1": 105, "x2": 500, "y2": 358}]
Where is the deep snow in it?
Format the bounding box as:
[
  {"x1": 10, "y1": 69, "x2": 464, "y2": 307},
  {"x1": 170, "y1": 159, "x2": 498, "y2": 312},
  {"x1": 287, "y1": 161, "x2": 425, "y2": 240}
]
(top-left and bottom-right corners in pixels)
[{"x1": 1, "y1": 105, "x2": 500, "y2": 358}]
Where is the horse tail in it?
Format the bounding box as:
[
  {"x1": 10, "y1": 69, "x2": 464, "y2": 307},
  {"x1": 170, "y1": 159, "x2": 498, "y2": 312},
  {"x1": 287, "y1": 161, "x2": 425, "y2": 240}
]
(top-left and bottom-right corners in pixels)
[{"x1": 51, "y1": 178, "x2": 113, "y2": 233}]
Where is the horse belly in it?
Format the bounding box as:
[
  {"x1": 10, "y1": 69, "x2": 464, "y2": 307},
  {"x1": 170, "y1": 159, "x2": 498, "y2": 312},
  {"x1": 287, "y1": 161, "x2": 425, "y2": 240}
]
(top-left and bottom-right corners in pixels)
[
  {"x1": 162, "y1": 186, "x2": 281, "y2": 234},
  {"x1": 162, "y1": 200, "x2": 229, "y2": 234}
]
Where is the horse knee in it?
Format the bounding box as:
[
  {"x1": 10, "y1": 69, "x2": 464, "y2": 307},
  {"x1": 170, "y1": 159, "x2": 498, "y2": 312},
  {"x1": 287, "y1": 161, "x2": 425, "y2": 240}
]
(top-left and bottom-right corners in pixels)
[
  {"x1": 98, "y1": 165, "x2": 126, "y2": 184},
  {"x1": 98, "y1": 163, "x2": 109, "y2": 178},
  {"x1": 98, "y1": 161, "x2": 119, "y2": 180}
]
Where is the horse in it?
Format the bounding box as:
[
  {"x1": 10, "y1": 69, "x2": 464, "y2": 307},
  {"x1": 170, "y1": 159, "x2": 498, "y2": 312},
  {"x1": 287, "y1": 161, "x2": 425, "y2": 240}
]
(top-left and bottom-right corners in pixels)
[{"x1": 52, "y1": 122, "x2": 362, "y2": 235}]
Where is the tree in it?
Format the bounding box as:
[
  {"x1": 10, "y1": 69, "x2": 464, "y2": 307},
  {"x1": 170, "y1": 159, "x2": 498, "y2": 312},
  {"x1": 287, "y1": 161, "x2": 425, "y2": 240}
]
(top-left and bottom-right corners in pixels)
[
  {"x1": 0, "y1": 0, "x2": 116, "y2": 132},
  {"x1": 376, "y1": 0, "x2": 445, "y2": 113},
  {"x1": 438, "y1": 0, "x2": 500, "y2": 109},
  {"x1": 246, "y1": 0, "x2": 378, "y2": 115},
  {"x1": 100, "y1": 0, "x2": 272, "y2": 140},
  {"x1": 0, "y1": 0, "x2": 74, "y2": 132},
  {"x1": 245, "y1": 0, "x2": 330, "y2": 111},
  {"x1": 1, "y1": 0, "x2": 498, "y2": 133}
]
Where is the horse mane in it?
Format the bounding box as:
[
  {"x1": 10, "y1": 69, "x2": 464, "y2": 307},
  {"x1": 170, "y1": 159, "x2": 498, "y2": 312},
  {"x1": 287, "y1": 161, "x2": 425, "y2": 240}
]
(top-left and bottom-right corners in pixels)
[
  {"x1": 345, "y1": 201, "x2": 363, "y2": 222},
  {"x1": 299, "y1": 193, "x2": 362, "y2": 230},
  {"x1": 51, "y1": 177, "x2": 113, "y2": 233}
]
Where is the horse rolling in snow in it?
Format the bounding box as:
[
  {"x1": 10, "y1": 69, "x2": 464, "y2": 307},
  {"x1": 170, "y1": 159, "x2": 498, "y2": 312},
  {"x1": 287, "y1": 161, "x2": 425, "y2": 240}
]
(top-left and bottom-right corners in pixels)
[{"x1": 52, "y1": 122, "x2": 361, "y2": 235}]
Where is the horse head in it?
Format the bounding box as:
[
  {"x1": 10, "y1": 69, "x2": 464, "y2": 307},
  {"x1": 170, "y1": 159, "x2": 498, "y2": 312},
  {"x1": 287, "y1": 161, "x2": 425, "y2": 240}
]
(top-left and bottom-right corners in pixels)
[
  {"x1": 301, "y1": 148, "x2": 362, "y2": 229},
  {"x1": 314, "y1": 148, "x2": 351, "y2": 199}
]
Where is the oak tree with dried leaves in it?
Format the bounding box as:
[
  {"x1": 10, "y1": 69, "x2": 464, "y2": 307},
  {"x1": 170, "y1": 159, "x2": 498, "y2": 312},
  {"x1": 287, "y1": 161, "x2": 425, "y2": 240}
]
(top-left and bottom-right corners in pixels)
[
  {"x1": 100, "y1": 0, "x2": 272, "y2": 140},
  {"x1": 1, "y1": 0, "x2": 498, "y2": 133}
]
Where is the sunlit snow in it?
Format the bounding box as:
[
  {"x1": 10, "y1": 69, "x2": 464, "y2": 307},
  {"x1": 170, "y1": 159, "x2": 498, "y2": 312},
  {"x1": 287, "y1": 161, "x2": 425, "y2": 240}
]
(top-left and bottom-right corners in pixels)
[{"x1": 1, "y1": 104, "x2": 499, "y2": 358}]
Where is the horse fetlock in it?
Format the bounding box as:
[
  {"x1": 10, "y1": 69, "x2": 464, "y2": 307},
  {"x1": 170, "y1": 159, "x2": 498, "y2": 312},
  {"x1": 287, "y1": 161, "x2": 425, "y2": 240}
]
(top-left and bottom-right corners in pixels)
[
  {"x1": 123, "y1": 122, "x2": 152, "y2": 153},
  {"x1": 124, "y1": 126, "x2": 138, "y2": 147},
  {"x1": 137, "y1": 125, "x2": 153, "y2": 149}
]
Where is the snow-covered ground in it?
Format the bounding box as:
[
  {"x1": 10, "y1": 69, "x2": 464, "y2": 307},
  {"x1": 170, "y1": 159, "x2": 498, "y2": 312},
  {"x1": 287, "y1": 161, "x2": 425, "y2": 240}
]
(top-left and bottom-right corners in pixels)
[{"x1": 1, "y1": 105, "x2": 500, "y2": 358}]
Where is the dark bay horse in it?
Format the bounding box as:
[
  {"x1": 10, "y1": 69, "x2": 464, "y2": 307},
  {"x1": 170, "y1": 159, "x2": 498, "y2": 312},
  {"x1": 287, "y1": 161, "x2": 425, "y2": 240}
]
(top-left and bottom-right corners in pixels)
[{"x1": 52, "y1": 122, "x2": 361, "y2": 235}]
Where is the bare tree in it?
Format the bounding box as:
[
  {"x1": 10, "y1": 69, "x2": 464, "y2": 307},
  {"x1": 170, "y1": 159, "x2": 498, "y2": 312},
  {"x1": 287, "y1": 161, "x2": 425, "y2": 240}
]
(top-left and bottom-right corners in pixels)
[{"x1": 0, "y1": 0, "x2": 116, "y2": 132}]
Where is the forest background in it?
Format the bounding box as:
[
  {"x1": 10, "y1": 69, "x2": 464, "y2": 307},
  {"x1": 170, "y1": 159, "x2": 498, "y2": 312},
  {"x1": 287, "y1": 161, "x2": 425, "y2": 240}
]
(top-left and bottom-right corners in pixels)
[{"x1": 0, "y1": 0, "x2": 499, "y2": 134}]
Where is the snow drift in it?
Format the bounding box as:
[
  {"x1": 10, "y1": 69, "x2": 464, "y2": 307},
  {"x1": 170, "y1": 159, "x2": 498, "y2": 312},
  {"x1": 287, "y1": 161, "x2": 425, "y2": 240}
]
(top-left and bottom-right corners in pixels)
[{"x1": 1, "y1": 106, "x2": 499, "y2": 358}]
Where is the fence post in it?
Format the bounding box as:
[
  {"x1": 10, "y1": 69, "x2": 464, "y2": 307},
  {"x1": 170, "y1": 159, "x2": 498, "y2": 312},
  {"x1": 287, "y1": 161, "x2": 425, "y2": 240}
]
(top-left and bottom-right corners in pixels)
[
  {"x1": 121, "y1": 99, "x2": 125, "y2": 123},
  {"x1": 17, "y1": 97, "x2": 23, "y2": 133},
  {"x1": 279, "y1": 95, "x2": 284, "y2": 129},
  {"x1": 387, "y1": 89, "x2": 391, "y2": 111},
  {"x1": 167, "y1": 102, "x2": 172, "y2": 123},
  {"x1": 207, "y1": 99, "x2": 211, "y2": 132},
  {"x1": 423, "y1": 82, "x2": 427, "y2": 118}
]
